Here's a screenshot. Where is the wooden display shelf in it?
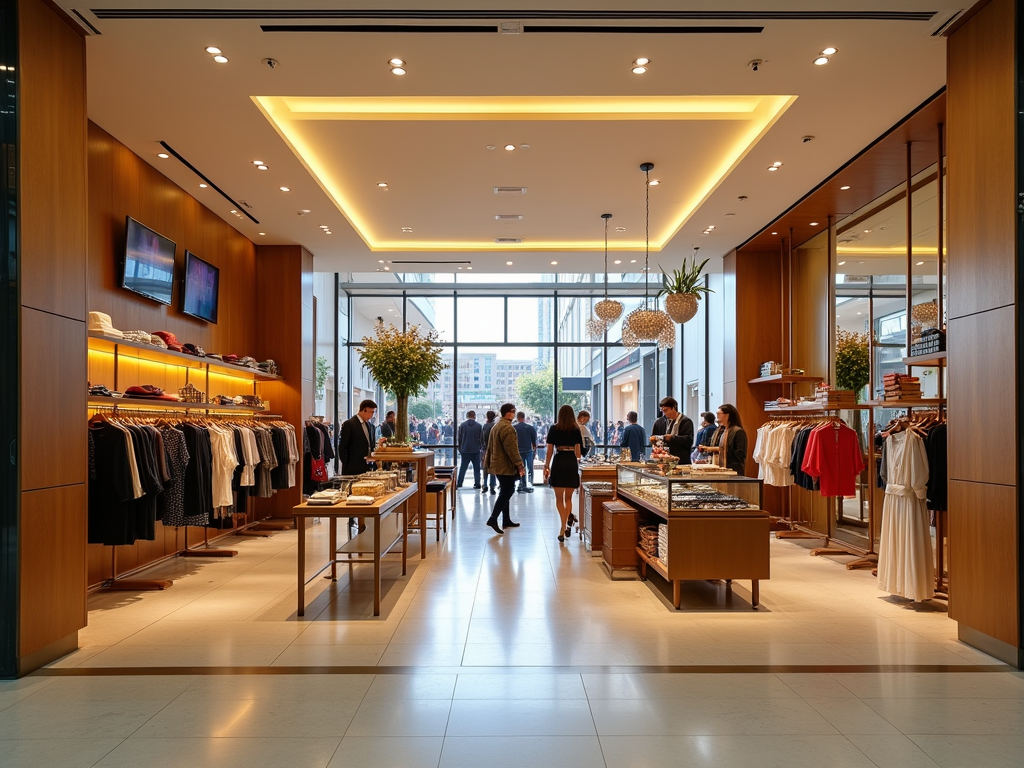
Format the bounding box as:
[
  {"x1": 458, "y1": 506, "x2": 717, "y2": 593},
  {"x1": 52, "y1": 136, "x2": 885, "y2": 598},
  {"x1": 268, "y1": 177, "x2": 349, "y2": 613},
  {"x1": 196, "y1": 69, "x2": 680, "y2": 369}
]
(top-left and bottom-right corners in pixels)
[
  {"x1": 88, "y1": 396, "x2": 268, "y2": 413},
  {"x1": 764, "y1": 404, "x2": 872, "y2": 414},
  {"x1": 747, "y1": 374, "x2": 823, "y2": 385},
  {"x1": 866, "y1": 398, "x2": 947, "y2": 408},
  {"x1": 636, "y1": 547, "x2": 669, "y2": 579},
  {"x1": 88, "y1": 332, "x2": 283, "y2": 380},
  {"x1": 902, "y1": 351, "x2": 947, "y2": 366}
]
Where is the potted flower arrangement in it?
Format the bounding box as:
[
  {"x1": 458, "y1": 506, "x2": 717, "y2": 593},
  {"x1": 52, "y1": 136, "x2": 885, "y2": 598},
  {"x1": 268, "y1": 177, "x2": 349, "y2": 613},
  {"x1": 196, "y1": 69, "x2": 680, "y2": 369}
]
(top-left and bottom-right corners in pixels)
[
  {"x1": 835, "y1": 329, "x2": 870, "y2": 402},
  {"x1": 658, "y1": 255, "x2": 713, "y2": 324},
  {"x1": 357, "y1": 321, "x2": 448, "y2": 444}
]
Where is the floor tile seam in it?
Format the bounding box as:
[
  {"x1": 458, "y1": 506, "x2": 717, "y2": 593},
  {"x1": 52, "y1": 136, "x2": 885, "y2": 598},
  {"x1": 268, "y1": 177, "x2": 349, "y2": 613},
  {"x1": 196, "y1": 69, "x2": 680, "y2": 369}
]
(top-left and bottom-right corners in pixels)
[{"x1": 846, "y1": 734, "x2": 940, "y2": 768}]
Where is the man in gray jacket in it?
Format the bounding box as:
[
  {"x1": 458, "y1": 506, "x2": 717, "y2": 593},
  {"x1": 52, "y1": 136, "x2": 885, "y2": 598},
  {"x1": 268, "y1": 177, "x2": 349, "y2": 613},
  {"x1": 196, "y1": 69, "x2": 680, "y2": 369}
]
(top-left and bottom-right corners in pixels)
[
  {"x1": 456, "y1": 410, "x2": 484, "y2": 489},
  {"x1": 483, "y1": 403, "x2": 526, "y2": 534}
]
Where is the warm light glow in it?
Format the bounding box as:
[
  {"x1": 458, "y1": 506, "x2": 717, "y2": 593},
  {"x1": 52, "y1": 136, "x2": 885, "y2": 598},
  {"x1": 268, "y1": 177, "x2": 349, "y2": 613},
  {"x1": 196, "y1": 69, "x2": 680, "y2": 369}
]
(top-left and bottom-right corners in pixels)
[
  {"x1": 157, "y1": 153, "x2": 169, "y2": 159},
  {"x1": 199, "y1": 183, "x2": 208, "y2": 188},
  {"x1": 252, "y1": 160, "x2": 264, "y2": 165},
  {"x1": 771, "y1": 231, "x2": 778, "y2": 235},
  {"x1": 614, "y1": 259, "x2": 622, "y2": 264},
  {"x1": 253, "y1": 93, "x2": 796, "y2": 251},
  {"x1": 551, "y1": 261, "x2": 558, "y2": 265},
  {"x1": 377, "y1": 182, "x2": 388, "y2": 188},
  {"x1": 648, "y1": 179, "x2": 660, "y2": 186},
  {"x1": 279, "y1": 186, "x2": 290, "y2": 192},
  {"x1": 213, "y1": 55, "x2": 229, "y2": 64},
  {"x1": 767, "y1": 166, "x2": 778, "y2": 171},
  {"x1": 205, "y1": 47, "x2": 222, "y2": 55},
  {"x1": 258, "y1": 232, "x2": 265, "y2": 236},
  {"x1": 632, "y1": 66, "x2": 648, "y2": 75},
  {"x1": 506, "y1": 261, "x2": 513, "y2": 265},
  {"x1": 840, "y1": 185, "x2": 851, "y2": 190},
  {"x1": 821, "y1": 47, "x2": 838, "y2": 55},
  {"x1": 635, "y1": 57, "x2": 650, "y2": 66},
  {"x1": 504, "y1": 144, "x2": 516, "y2": 151},
  {"x1": 814, "y1": 57, "x2": 830, "y2": 66},
  {"x1": 389, "y1": 58, "x2": 405, "y2": 67},
  {"x1": 837, "y1": 246, "x2": 940, "y2": 256},
  {"x1": 772, "y1": 161, "x2": 783, "y2": 167},
  {"x1": 838, "y1": 260, "x2": 846, "y2": 265},
  {"x1": 391, "y1": 67, "x2": 407, "y2": 76},
  {"x1": 810, "y1": 222, "x2": 819, "y2": 226},
  {"x1": 257, "y1": 165, "x2": 268, "y2": 171}
]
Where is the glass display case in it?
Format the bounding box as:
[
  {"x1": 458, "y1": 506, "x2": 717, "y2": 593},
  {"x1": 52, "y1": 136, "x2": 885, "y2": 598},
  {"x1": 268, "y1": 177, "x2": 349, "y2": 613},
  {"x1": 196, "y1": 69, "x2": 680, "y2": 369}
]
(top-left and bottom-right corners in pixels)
[{"x1": 615, "y1": 465, "x2": 763, "y2": 517}]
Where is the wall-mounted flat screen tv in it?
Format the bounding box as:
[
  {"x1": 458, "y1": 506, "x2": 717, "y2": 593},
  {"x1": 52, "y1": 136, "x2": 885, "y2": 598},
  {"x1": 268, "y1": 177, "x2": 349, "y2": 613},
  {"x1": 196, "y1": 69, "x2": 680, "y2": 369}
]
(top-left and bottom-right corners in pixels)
[
  {"x1": 121, "y1": 216, "x2": 175, "y2": 306},
  {"x1": 182, "y1": 251, "x2": 220, "y2": 324}
]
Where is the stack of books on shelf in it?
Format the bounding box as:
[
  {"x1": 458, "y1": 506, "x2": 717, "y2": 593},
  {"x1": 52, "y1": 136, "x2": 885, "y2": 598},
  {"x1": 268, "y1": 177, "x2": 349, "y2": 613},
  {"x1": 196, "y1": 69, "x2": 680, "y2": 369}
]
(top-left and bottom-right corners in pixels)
[
  {"x1": 814, "y1": 385, "x2": 857, "y2": 409},
  {"x1": 883, "y1": 373, "x2": 921, "y2": 401},
  {"x1": 658, "y1": 524, "x2": 669, "y2": 565}
]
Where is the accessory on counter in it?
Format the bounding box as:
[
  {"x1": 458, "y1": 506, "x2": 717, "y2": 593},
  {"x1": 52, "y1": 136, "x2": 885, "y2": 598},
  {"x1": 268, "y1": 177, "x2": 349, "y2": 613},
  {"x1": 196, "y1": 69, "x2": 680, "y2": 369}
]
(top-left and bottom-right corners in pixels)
[
  {"x1": 124, "y1": 385, "x2": 180, "y2": 401},
  {"x1": 206, "y1": 354, "x2": 223, "y2": 360},
  {"x1": 212, "y1": 394, "x2": 244, "y2": 405},
  {"x1": 182, "y1": 343, "x2": 206, "y2": 357},
  {"x1": 149, "y1": 334, "x2": 168, "y2": 349},
  {"x1": 346, "y1": 495, "x2": 375, "y2": 505},
  {"x1": 237, "y1": 356, "x2": 259, "y2": 368},
  {"x1": 222, "y1": 354, "x2": 239, "y2": 363},
  {"x1": 87, "y1": 312, "x2": 124, "y2": 339},
  {"x1": 258, "y1": 359, "x2": 279, "y2": 375},
  {"x1": 240, "y1": 395, "x2": 263, "y2": 408},
  {"x1": 177, "y1": 383, "x2": 205, "y2": 403},
  {"x1": 152, "y1": 331, "x2": 184, "y2": 352},
  {"x1": 88, "y1": 385, "x2": 122, "y2": 398}
]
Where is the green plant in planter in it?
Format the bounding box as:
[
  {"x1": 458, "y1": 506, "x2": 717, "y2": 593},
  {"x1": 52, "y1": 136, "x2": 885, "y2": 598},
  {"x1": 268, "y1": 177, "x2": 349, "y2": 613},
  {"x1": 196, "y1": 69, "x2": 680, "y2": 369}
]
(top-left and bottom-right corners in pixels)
[
  {"x1": 835, "y1": 329, "x2": 871, "y2": 400},
  {"x1": 315, "y1": 355, "x2": 331, "y2": 401},
  {"x1": 658, "y1": 256, "x2": 713, "y2": 324}
]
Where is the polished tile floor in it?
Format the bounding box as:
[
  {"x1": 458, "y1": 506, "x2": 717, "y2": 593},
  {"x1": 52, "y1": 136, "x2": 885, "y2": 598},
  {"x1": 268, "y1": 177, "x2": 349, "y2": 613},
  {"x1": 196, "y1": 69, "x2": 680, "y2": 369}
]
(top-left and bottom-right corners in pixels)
[{"x1": 3, "y1": 487, "x2": 1022, "y2": 767}]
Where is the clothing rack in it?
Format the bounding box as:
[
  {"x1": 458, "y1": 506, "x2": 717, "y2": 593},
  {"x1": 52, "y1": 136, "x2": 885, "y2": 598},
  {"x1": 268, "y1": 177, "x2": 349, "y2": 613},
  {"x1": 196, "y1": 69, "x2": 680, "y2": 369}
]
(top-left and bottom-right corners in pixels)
[{"x1": 88, "y1": 405, "x2": 289, "y2": 567}]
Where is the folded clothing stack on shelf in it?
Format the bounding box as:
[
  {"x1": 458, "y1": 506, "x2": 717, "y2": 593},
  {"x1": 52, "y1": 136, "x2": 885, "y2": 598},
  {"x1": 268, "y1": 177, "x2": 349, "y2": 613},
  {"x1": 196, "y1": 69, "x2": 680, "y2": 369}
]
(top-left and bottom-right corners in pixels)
[
  {"x1": 883, "y1": 373, "x2": 921, "y2": 401},
  {"x1": 658, "y1": 523, "x2": 669, "y2": 564},
  {"x1": 346, "y1": 496, "x2": 375, "y2": 506},
  {"x1": 815, "y1": 386, "x2": 857, "y2": 409},
  {"x1": 124, "y1": 385, "x2": 180, "y2": 401},
  {"x1": 639, "y1": 525, "x2": 659, "y2": 558}
]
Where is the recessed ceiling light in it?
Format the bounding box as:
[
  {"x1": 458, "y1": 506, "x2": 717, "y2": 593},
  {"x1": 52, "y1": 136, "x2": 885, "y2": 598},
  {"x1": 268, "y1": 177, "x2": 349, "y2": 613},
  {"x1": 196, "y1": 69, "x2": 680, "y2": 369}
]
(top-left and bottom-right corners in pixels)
[
  {"x1": 213, "y1": 55, "x2": 229, "y2": 64},
  {"x1": 767, "y1": 166, "x2": 778, "y2": 172},
  {"x1": 648, "y1": 179, "x2": 660, "y2": 186},
  {"x1": 205, "y1": 46, "x2": 222, "y2": 55},
  {"x1": 279, "y1": 186, "x2": 290, "y2": 192},
  {"x1": 772, "y1": 161, "x2": 783, "y2": 167},
  {"x1": 390, "y1": 66, "x2": 406, "y2": 76},
  {"x1": 838, "y1": 261, "x2": 846, "y2": 265},
  {"x1": 467, "y1": 267, "x2": 473, "y2": 270},
  {"x1": 258, "y1": 232, "x2": 265, "y2": 236},
  {"x1": 198, "y1": 183, "x2": 207, "y2": 188},
  {"x1": 613, "y1": 260, "x2": 622, "y2": 265},
  {"x1": 840, "y1": 185, "x2": 851, "y2": 190},
  {"x1": 632, "y1": 66, "x2": 648, "y2": 75},
  {"x1": 821, "y1": 47, "x2": 838, "y2": 56},
  {"x1": 707, "y1": 225, "x2": 715, "y2": 229},
  {"x1": 389, "y1": 58, "x2": 405, "y2": 67},
  {"x1": 506, "y1": 261, "x2": 514, "y2": 266},
  {"x1": 384, "y1": 266, "x2": 390, "y2": 270},
  {"x1": 551, "y1": 261, "x2": 558, "y2": 265},
  {"x1": 520, "y1": 144, "x2": 530, "y2": 150},
  {"x1": 252, "y1": 160, "x2": 264, "y2": 165},
  {"x1": 157, "y1": 153, "x2": 169, "y2": 159},
  {"x1": 863, "y1": 229, "x2": 872, "y2": 233},
  {"x1": 916, "y1": 261, "x2": 925, "y2": 266},
  {"x1": 257, "y1": 165, "x2": 268, "y2": 171},
  {"x1": 810, "y1": 222, "x2": 819, "y2": 226},
  {"x1": 504, "y1": 144, "x2": 516, "y2": 151},
  {"x1": 630, "y1": 259, "x2": 637, "y2": 263},
  {"x1": 321, "y1": 225, "x2": 329, "y2": 229},
  {"x1": 814, "y1": 56, "x2": 830, "y2": 66},
  {"x1": 486, "y1": 145, "x2": 496, "y2": 150},
  {"x1": 230, "y1": 210, "x2": 237, "y2": 214},
  {"x1": 325, "y1": 231, "x2": 332, "y2": 235},
  {"x1": 771, "y1": 231, "x2": 778, "y2": 235},
  {"x1": 635, "y1": 57, "x2": 650, "y2": 66}
]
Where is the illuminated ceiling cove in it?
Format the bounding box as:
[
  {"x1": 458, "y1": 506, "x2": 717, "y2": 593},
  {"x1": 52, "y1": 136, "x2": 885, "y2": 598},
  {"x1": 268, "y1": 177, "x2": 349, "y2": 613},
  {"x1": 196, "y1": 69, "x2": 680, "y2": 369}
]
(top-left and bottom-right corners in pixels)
[{"x1": 254, "y1": 94, "x2": 795, "y2": 252}]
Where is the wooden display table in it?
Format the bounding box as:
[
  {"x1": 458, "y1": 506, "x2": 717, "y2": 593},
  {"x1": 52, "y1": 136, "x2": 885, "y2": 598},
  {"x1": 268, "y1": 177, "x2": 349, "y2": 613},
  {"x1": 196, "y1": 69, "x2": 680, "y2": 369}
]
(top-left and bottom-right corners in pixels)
[
  {"x1": 369, "y1": 450, "x2": 434, "y2": 559},
  {"x1": 293, "y1": 484, "x2": 415, "y2": 617},
  {"x1": 618, "y1": 483, "x2": 770, "y2": 610}
]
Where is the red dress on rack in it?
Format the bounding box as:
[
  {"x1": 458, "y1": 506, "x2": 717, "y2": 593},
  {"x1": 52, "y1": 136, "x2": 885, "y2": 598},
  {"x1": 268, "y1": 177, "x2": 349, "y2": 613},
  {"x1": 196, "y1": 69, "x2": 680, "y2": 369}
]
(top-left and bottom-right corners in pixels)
[{"x1": 800, "y1": 421, "x2": 865, "y2": 497}]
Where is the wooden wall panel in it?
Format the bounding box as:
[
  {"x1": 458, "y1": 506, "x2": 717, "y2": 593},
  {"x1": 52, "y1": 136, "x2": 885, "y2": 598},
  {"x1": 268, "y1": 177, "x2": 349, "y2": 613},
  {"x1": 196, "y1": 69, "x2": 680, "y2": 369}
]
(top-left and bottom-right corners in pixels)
[
  {"x1": 791, "y1": 245, "x2": 830, "y2": 383},
  {"x1": 19, "y1": 485, "x2": 87, "y2": 657},
  {"x1": 947, "y1": 0, "x2": 1016, "y2": 320},
  {"x1": 948, "y1": 307, "x2": 1016, "y2": 486},
  {"x1": 949, "y1": 480, "x2": 1019, "y2": 646},
  {"x1": 87, "y1": 122, "x2": 257, "y2": 358},
  {"x1": 20, "y1": 309, "x2": 87, "y2": 490},
  {"x1": 256, "y1": 245, "x2": 314, "y2": 514},
  {"x1": 18, "y1": 0, "x2": 87, "y2": 321}
]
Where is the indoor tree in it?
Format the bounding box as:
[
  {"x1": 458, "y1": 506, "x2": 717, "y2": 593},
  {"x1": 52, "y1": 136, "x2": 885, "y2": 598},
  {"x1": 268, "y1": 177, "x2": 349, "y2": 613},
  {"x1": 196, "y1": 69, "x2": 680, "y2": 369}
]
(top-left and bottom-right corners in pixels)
[{"x1": 357, "y1": 322, "x2": 447, "y2": 442}]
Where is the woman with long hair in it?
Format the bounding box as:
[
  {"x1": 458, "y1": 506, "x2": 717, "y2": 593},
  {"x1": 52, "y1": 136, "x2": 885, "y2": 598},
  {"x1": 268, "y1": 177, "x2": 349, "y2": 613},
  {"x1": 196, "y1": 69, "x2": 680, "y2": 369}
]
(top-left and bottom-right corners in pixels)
[
  {"x1": 709, "y1": 403, "x2": 748, "y2": 475},
  {"x1": 543, "y1": 404, "x2": 584, "y2": 543}
]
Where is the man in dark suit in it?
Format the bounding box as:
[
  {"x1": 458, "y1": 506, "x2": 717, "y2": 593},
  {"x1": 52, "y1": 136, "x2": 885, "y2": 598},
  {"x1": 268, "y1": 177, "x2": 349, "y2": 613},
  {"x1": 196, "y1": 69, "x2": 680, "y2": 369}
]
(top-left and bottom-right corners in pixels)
[
  {"x1": 651, "y1": 413, "x2": 668, "y2": 437},
  {"x1": 338, "y1": 399, "x2": 378, "y2": 476},
  {"x1": 651, "y1": 397, "x2": 694, "y2": 464}
]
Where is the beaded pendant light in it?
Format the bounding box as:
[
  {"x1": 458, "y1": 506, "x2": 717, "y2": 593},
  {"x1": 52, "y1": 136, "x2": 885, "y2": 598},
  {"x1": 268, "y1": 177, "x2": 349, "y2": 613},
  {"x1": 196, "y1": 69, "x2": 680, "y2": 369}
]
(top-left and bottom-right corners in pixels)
[
  {"x1": 623, "y1": 163, "x2": 675, "y2": 350},
  {"x1": 591, "y1": 213, "x2": 624, "y2": 335}
]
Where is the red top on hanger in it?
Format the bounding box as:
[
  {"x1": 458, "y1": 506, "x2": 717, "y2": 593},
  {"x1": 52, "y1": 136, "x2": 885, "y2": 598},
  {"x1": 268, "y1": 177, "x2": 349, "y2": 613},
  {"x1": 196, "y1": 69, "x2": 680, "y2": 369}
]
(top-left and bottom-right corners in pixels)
[{"x1": 800, "y1": 420, "x2": 866, "y2": 497}]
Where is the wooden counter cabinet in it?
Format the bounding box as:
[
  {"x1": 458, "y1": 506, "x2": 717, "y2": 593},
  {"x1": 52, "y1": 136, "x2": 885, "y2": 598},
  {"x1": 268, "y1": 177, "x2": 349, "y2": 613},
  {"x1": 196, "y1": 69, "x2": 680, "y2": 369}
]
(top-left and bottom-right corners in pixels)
[{"x1": 615, "y1": 465, "x2": 770, "y2": 609}]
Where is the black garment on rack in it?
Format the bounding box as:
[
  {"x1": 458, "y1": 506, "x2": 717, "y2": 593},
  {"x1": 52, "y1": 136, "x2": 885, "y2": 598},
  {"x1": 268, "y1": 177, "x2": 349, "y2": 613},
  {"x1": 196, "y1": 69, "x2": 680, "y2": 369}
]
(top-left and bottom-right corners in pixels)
[
  {"x1": 179, "y1": 423, "x2": 214, "y2": 525},
  {"x1": 126, "y1": 423, "x2": 163, "y2": 541},
  {"x1": 302, "y1": 422, "x2": 325, "y2": 496},
  {"x1": 88, "y1": 422, "x2": 140, "y2": 546},
  {"x1": 270, "y1": 425, "x2": 292, "y2": 490},
  {"x1": 925, "y1": 424, "x2": 948, "y2": 512},
  {"x1": 160, "y1": 426, "x2": 192, "y2": 527},
  {"x1": 788, "y1": 426, "x2": 818, "y2": 491}
]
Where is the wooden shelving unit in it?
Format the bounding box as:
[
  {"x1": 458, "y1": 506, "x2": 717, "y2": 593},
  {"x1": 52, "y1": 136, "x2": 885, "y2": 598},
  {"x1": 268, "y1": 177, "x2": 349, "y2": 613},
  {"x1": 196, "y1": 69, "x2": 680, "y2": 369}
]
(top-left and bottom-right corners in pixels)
[
  {"x1": 865, "y1": 398, "x2": 947, "y2": 408},
  {"x1": 88, "y1": 331, "x2": 282, "y2": 380},
  {"x1": 902, "y1": 351, "x2": 947, "y2": 366},
  {"x1": 747, "y1": 374, "x2": 824, "y2": 385},
  {"x1": 87, "y1": 396, "x2": 269, "y2": 414}
]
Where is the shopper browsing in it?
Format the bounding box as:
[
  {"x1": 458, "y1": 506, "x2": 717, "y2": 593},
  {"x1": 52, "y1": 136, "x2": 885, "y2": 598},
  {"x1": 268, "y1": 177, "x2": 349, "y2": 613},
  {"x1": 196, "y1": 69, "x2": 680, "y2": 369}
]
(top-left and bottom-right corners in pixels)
[
  {"x1": 651, "y1": 397, "x2": 694, "y2": 464},
  {"x1": 543, "y1": 405, "x2": 584, "y2": 543},
  {"x1": 619, "y1": 411, "x2": 647, "y2": 462},
  {"x1": 483, "y1": 403, "x2": 526, "y2": 534}
]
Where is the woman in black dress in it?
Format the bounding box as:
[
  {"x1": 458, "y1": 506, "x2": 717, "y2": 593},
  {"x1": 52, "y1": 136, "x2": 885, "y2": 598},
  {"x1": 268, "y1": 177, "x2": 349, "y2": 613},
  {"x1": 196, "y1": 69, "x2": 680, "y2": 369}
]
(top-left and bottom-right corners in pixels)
[{"x1": 543, "y1": 404, "x2": 583, "y2": 543}]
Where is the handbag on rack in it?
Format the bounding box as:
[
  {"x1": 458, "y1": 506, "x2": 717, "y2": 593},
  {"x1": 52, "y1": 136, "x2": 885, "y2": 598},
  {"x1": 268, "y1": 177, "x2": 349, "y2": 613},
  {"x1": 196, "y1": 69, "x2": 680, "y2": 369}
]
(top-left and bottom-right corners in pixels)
[{"x1": 309, "y1": 456, "x2": 328, "y2": 483}]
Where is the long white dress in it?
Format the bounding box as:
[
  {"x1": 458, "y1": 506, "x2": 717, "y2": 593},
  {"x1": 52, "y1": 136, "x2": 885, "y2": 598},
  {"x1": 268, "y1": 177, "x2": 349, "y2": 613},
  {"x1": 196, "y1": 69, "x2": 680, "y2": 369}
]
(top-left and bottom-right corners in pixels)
[{"x1": 877, "y1": 430, "x2": 934, "y2": 601}]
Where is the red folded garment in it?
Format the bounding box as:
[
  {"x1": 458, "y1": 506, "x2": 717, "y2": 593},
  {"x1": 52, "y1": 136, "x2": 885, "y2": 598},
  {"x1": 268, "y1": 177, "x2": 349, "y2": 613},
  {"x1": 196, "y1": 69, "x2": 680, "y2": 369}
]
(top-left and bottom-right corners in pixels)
[
  {"x1": 152, "y1": 331, "x2": 183, "y2": 352},
  {"x1": 125, "y1": 385, "x2": 180, "y2": 401}
]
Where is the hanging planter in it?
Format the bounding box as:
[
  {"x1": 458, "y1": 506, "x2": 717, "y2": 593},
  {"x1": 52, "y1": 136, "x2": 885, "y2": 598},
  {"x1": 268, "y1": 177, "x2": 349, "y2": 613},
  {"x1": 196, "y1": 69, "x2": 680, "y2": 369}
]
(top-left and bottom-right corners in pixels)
[{"x1": 658, "y1": 255, "x2": 713, "y2": 324}]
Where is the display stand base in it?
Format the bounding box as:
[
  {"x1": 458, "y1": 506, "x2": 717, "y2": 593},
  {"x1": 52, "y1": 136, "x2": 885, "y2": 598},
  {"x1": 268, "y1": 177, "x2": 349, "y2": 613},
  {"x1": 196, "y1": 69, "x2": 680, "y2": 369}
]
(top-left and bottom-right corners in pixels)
[
  {"x1": 105, "y1": 579, "x2": 173, "y2": 590},
  {"x1": 249, "y1": 518, "x2": 294, "y2": 531},
  {"x1": 845, "y1": 554, "x2": 878, "y2": 570},
  {"x1": 775, "y1": 529, "x2": 824, "y2": 540},
  {"x1": 180, "y1": 548, "x2": 237, "y2": 558}
]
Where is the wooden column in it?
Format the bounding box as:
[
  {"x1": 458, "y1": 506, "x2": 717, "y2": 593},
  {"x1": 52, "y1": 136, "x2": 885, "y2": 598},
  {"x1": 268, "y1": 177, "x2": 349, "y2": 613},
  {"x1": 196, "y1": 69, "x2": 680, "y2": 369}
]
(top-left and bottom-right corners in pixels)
[
  {"x1": 256, "y1": 245, "x2": 315, "y2": 516},
  {"x1": 14, "y1": 0, "x2": 88, "y2": 675},
  {"x1": 946, "y1": 0, "x2": 1022, "y2": 666}
]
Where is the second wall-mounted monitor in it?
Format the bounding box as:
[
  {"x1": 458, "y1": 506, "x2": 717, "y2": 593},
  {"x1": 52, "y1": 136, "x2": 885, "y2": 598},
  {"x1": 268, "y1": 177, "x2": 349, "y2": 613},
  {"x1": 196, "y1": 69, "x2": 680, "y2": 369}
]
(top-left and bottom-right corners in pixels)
[{"x1": 182, "y1": 251, "x2": 220, "y2": 323}]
